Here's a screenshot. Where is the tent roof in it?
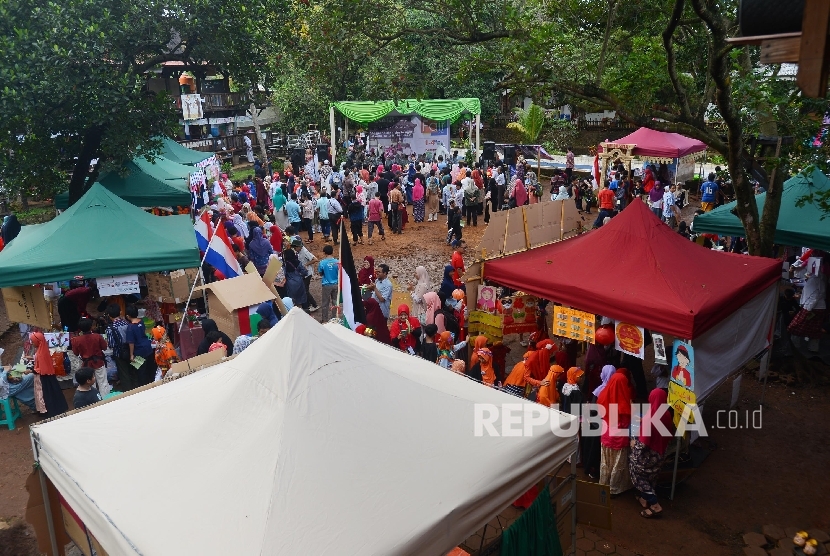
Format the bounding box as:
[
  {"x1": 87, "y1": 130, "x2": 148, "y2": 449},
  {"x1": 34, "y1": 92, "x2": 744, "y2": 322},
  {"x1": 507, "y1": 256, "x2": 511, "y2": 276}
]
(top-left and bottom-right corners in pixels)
[
  {"x1": 601, "y1": 127, "x2": 707, "y2": 159},
  {"x1": 31, "y1": 309, "x2": 576, "y2": 556},
  {"x1": 484, "y1": 199, "x2": 781, "y2": 339},
  {"x1": 0, "y1": 183, "x2": 199, "y2": 287},
  {"x1": 693, "y1": 168, "x2": 830, "y2": 251},
  {"x1": 331, "y1": 98, "x2": 481, "y2": 124},
  {"x1": 158, "y1": 136, "x2": 212, "y2": 165},
  {"x1": 54, "y1": 158, "x2": 193, "y2": 210}
]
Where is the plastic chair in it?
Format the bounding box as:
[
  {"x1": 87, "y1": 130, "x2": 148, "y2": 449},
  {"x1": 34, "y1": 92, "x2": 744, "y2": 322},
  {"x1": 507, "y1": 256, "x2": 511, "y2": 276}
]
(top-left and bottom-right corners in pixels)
[{"x1": 0, "y1": 397, "x2": 21, "y2": 431}]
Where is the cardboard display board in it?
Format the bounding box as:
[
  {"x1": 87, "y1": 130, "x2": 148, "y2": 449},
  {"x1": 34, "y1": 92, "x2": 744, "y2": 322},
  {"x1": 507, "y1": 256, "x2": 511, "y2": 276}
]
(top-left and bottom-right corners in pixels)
[
  {"x1": 196, "y1": 274, "x2": 275, "y2": 339},
  {"x1": 146, "y1": 268, "x2": 202, "y2": 304},
  {"x1": 167, "y1": 348, "x2": 226, "y2": 375},
  {"x1": 2, "y1": 286, "x2": 51, "y2": 328}
]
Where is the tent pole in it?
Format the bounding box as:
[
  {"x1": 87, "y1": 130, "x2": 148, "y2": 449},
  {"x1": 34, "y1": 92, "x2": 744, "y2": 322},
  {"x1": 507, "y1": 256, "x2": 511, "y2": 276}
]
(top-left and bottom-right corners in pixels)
[
  {"x1": 180, "y1": 232, "x2": 214, "y2": 333},
  {"x1": 38, "y1": 468, "x2": 59, "y2": 556},
  {"x1": 570, "y1": 451, "x2": 577, "y2": 554},
  {"x1": 537, "y1": 145, "x2": 541, "y2": 180},
  {"x1": 336, "y1": 219, "x2": 343, "y2": 322},
  {"x1": 669, "y1": 435, "x2": 682, "y2": 500},
  {"x1": 759, "y1": 293, "x2": 778, "y2": 405},
  {"x1": 329, "y1": 106, "x2": 337, "y2": 167},
  {"x1": 468, "y1": 119, "x2": 472, "y2": 154},
  {"x1": 475, "y1": 114, "x2": 480, "y2": 162}
]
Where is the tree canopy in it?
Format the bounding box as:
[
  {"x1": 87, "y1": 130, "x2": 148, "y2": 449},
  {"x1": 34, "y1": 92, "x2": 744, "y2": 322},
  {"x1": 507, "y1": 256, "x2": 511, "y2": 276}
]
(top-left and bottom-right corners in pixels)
[{"x1": 0, "y1": 0, "x2": 286, "y2": 205}]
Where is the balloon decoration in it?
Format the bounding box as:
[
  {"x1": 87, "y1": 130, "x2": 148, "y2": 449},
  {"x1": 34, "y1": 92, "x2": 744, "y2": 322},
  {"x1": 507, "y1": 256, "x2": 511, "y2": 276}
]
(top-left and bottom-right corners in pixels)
[{"x1": 595, "y1": 325, "x2": 615, "y2": 346}]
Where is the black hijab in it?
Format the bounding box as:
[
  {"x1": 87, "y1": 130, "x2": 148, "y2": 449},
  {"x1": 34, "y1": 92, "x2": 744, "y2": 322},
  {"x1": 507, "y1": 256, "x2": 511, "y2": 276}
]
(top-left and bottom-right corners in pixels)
[
  {"x1": 197, "y1": 318, "x2": 233, "y2": 356},
  {"x1": 2, "y1": 215, "x2": 21, "y2": 245}
]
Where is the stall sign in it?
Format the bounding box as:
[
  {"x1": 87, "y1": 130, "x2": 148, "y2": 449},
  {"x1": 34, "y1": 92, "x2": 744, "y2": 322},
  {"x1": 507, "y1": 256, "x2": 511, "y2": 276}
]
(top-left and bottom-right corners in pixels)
[
  {"x1": 668, "y1": 381, "x2": 697, "y2": 427},
  {"x1": 97, "y1": 275, "x2": 140, "y2": 296},
  {"x1": 2, "y1": 286, "x2": 51, "y2": 328},
  {"x1": 468, "y1": 311, "x2": 504, "y2": 342},
  {"x1": 501, "y1": 294, "x2": 539, "y2": 335},
  {"x1": 615, "y1": 321, "x2": 645, "y2": 359},
  {"x1": 553, "y1": 306, "x2": 596, "y2": 342}
]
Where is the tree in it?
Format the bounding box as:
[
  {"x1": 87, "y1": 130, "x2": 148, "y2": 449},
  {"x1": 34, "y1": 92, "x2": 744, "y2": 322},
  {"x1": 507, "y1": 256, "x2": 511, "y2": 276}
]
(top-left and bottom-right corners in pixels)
[
  {"x1": 342, "y1": 0, "x2": 830, "y2": 257},
  {"x1": 507, "y1": 103, "x2": 546, "y2": 144},
  {"x1": 0, "y1": 0, "x2": 286, "y2": 206}
]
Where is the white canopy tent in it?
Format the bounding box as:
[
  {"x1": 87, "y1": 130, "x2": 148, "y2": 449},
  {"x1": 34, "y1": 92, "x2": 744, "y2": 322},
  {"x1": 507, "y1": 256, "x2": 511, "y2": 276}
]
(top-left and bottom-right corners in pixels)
[{"x1": 31, "y1": 309, "x2": 577, "y2": 556}]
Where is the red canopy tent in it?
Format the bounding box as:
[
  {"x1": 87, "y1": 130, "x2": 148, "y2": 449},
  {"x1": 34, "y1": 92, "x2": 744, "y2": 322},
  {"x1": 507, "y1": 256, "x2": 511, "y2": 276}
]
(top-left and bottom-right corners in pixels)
[
  {"x1": 484, "y1": 200, "x2": 780, "y2": 340},
  {"x1": 599, "y1": 127, "x2": 707, "y2": 159}
]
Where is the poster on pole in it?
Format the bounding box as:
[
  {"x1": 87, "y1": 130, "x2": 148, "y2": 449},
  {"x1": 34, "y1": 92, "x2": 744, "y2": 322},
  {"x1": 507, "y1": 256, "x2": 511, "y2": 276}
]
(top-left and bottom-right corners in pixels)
[
  {"x1": 552, "y1": 306, "x2": 596, "y2": 342},
  {"x1": 668, "y1": 381, "x2": 697, "y2": 426},
  {"x1": 615, "y1": 321, "x2": 645, "y2": 359},
  {"x1": 670, "y1": 340, "x2": 694, "y2": 390},
  {"x1": 97, "y1": 275, "x2": 141, "y2": 296},
  {"x1": 652, "y1": 333, "x2": 668, "y2": 365}
]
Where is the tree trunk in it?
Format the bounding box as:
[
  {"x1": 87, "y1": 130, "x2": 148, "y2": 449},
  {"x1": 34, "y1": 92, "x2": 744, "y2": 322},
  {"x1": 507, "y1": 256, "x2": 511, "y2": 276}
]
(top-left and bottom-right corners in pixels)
[
  {"x1": 250, "y1": 102, "x2": 268, "y2": 163},
  {"x1": 758, "y1": 143, "x2": 786, "y2": 257},
  {"x1": 68, "y1": 126, "x2": 104, "y2": 206},
  {"x1": 596, "y1": 0, "x2": 619, "y2": 85},
  {"x1": 19, "y1": 193, "x2": 28, "y2": 210}
]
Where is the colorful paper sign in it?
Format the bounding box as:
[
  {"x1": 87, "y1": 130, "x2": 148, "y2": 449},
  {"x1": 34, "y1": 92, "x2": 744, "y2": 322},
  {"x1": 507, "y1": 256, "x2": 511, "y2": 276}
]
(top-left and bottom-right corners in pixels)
[
  {"x1": 501, "y1": 294, "x2": 539, "y2": 335},
  {"x1": 468, "y1": 311, "x2": 504, "y2": 342},
  {"x1": 668, "y1": 380, "x2": 697, "y2": 426},
  {"x1": 670, "y1": 340, "x2": 694, "y2": 390},
  {"x1": 552, "y1": 306, "x2": 596, "y2": 343},
  {"x1": 614, "y1": 321, "x2": 645, "y2": 359},
  {"x1": 97, "y1": 274, "x2": 141, "y2": 296},
  {"x1": 652, "y1": 333, "x2": 668, "y2": 365},
  {"x1": 44, "y1": 332, "x2": 70, "y2": 349},
  {"x1": 475, "y1": 285, "x2": 499, "y2": 314}
]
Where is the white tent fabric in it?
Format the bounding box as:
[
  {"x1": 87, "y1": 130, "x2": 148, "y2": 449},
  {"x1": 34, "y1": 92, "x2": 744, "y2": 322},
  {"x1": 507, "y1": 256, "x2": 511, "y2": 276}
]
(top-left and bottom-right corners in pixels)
[{"x1": 31, "y1": 309, "x2": 577, "y2": 556}]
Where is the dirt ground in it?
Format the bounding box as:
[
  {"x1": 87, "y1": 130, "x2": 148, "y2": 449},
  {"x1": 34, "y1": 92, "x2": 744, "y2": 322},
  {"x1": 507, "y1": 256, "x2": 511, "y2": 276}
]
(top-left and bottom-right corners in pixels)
[{"x1": 2, "y1": 197, "x2": 829, "y2": 556}]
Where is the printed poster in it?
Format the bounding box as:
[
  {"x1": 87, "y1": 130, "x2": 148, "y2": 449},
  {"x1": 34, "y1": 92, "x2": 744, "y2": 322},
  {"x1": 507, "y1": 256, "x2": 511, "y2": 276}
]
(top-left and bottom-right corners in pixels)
[
  {"x1": 652, "y1": 333, "x2": 668, "y2": 365},
  {"x1": 44, "y1": 332, "x2": 70, "y2": 349},
  {"x1": 501, "y1": 294, "x2": 539, "y2": 335},
  {"x1": 552, "y1": 306, "x2": 596, "y2": 343},
  {"x1": 615, "y1": 321, "x2": 645, "y2": 359},
  {"x1": 475, "y1": 285, "x2": 500, "y2": 314},
  {"x1": 97, "y1": 274, "x2": 141, "y2": 296},
  {"x1": 670, "y1": 340, "x2": 694, "y2": 390},
  {"x1": 181, "y1": 94, "x2": 203, "y2": 121}
]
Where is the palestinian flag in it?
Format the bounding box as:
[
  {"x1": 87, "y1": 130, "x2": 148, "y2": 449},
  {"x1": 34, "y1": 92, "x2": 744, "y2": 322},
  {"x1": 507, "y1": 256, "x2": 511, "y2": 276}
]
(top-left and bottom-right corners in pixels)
[
  {"x1": 339, "y1": 219, "x2": 366, "y2": 329},
  {"x1": 237, "y1": 306, "x2": 263, "y2": 336}
]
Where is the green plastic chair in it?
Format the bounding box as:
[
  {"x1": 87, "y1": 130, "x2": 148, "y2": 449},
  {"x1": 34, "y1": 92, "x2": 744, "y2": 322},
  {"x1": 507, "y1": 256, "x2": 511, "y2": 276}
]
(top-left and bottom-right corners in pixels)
[{"x1": 0, "y1": 397, "x2": 21, "y2": 430}]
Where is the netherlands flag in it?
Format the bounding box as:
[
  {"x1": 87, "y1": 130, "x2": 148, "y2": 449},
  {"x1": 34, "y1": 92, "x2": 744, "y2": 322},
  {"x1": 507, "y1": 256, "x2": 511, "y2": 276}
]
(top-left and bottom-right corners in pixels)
[{"x1": 194, "y1": 212, "x2": 244, "y2": 279}]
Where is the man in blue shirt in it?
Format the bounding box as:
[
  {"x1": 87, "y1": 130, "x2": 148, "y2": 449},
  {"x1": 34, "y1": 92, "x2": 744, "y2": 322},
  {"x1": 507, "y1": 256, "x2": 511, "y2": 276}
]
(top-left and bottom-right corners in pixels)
[
  {"x1": 317, "y1": 244, "x2": 339, "y2": 322},
  {"x1": 609, "y1": 172, "x2": 620, "y2": 191},
  {"x1": 371, "y1": 263, "x2": 393, "y2": 318},
  {"x1": 700, "y1": 172, "x2": 719, "y2": 212},
  {"x1": 286, "y1": 193, "x2": 302, "y2": 227}
]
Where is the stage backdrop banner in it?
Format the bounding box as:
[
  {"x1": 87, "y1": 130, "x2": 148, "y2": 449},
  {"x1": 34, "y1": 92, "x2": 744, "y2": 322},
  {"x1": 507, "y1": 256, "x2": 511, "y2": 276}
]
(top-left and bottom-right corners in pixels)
[{"x1": 370, "y1": 115, "x2": 450, "y2": 157}]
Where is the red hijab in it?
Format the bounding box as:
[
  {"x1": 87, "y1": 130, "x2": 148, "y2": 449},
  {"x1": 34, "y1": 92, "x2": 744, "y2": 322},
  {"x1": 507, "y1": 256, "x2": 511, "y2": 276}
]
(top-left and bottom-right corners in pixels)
[
  {"x1": 639, "y1": 388, "x2": 675, "y2": 455},
  {"x1": 363, "y1": 298, "x2": 391, "y2": 345},
  {"x1": 358, "y1": 256, "x2": 374, "y2": 286},
  {"x1": 597, "y1": 373, "x2": 632, "y2": 422},
  {"x1": 30, "y1": 332, "x2": 55, "y2": 375},
  {"x1": 512, "y1": 179, "x2": 528, "y2": 206}
]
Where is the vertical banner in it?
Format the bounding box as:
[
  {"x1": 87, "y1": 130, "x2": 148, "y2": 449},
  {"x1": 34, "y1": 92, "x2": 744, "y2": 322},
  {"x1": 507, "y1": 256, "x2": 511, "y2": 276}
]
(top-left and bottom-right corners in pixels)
[
  {"x1": 614, "y1": 321, "x2": 645, "y2": 359},
  {"x1": 670, "y1": 340, "x2": 694, "y2": 389}
]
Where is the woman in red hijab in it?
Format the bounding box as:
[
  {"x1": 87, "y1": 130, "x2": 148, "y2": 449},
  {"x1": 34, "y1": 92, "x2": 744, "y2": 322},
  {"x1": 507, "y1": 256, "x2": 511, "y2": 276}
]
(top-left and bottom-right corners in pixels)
[
  {"x1": 630, "y1": 388, "x2": 674, "y2": 518},
  {"x1": 597, "y1": 372, "x2": 633, "y2": 494},
  {"x1": 30, "y1": 332, "x2": 69, "y2": 417},
  {"x1": 358, "y1": 256, "x2": 374, "y2": 289},
  {"x1": 362, "y1": 298, "x2": 391, "y2": 345},
  {"x1": 510, "y1": 178, "x2": 528, "y2": 206},
  {"x1": 389, "y1": 304, "x2": 421, "y2": 353}
]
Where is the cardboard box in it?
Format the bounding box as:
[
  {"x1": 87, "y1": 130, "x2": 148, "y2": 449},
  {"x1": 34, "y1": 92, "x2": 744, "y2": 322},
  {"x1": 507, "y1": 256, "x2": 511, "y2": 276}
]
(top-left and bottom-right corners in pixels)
[
  {"x1": 196, "y1": 274, "x2": 275, "y2": 339},
  {"x1": 575, "y1": 480, "x2": 612, "y2": 530},
  {"x1": 2, "y1": 286, "x2": 51, "y2": 328},
  {"x1": 146, "y1": 268, "x2": 202, "y2": 304},
  {"x1": 167, "y1": 348, "x2": 225, "y2": 375}
]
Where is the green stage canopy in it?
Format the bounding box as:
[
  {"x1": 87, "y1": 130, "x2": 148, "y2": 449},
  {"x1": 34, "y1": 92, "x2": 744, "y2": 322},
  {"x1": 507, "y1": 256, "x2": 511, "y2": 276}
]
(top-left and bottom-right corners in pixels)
[
  {"x1": 331, "y1": 98, "x2": 481, "y2": 124},
  {"x1": 1, "y1": 183, "x2": 199, "y2": 287},
  {"x1": 693, "y1": 168, "x2": 830, "y2": 251},
  {"x1": 55, "y1": 158, "x2": 192, "y2": 210},
  {"x1": 158, "y1": 137, "x2": 212, "y2": 165}
]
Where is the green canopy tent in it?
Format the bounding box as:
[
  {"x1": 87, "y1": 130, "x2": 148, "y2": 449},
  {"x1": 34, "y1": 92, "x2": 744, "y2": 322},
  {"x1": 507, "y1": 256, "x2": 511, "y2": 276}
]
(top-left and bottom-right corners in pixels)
[
  {"x1": 158, "y1": 136, "x2": 212, "y2": 165},
  {"x1": 329, "y1": 98, "x2": 482, "y2": 165},
  {"x1": 693, "y1": 168, "x2": 830, "y2": 251},
  {"x1": 1, "y1": 183, "x2": 199, "y2": 288},
  {"x1": 55, "y1": 158, "x2": 192, "y2": 210}
]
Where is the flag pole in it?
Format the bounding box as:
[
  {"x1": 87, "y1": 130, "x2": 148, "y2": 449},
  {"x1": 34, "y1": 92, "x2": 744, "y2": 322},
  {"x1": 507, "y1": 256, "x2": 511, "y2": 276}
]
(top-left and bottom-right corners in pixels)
[
  {"x1": 179, "y1": 232, "x2": 214, "y2": 333},
  {"x1": 336, "y1": 218, "x2": 343, "y2": 322}
]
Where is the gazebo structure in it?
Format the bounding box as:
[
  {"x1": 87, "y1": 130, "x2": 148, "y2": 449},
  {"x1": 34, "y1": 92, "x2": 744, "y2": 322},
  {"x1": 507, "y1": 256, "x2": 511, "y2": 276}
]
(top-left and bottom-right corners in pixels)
[
  {"x1": 329, "y1": 99, "x2": 481, "y2": 165},
  {"x1": 598, "y1": 127, "x2": 707, "y2": 184}
]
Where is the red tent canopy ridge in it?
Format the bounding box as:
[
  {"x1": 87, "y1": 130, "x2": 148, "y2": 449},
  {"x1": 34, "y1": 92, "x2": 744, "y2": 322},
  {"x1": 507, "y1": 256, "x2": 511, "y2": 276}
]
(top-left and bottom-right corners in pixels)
[
  {"x1": 484, "y1": 200, "x2": 780, "y2": 339},
  {"x1": 598, "y1": 127, "x2": 707, "y2": 160}
]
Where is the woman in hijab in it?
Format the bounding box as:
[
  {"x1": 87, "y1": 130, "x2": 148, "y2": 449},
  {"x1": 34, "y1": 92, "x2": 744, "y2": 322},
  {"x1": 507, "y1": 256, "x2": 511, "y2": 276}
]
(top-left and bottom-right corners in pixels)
[
  {"x1": 358, "y1": 255, "x2": 375, "y2": 299},
  {"x1": 581, "y1": 364, "x2": 616, "y2": 479},
  {"x1": 272, "y1": 187, "x2": 289, "y2": 229},
  {"x1": 560, "y1": 367, "x2": 584, "y2": 416},
  {"x1": 1, "y1": 214, "x2": 21, "y2": 245},
  {"x1": 390, "y1": 304, "x2": 421, "y2": 353},
  {"x1": 412, "y1": 178, "x2": 425, "y2": 222},
  {"x1": 256, "y1": 301, "x2": 279, "y2": 327},
  {"x1": 630, "y1": 389, "x2": 674, "y2": 518},
  {"x1": 283, "y1": 240, "x2": 308, "y2": 309},
  {"x1": 423, "y1": 292, "x2": 441, "y2": 327},
  {"x1": 29, "y1": 332, "x2": 69, "y2": 417},
  {"x1": 467, "y1": 347, "x2": 497, "y2": 385},
  {"x1": 510, "y1": 178, "x2": 528, "y2": 207},
  {"x1": 552, "y1": 185, "x2": 570, "y2": 201},
  {"x1": 363, "y1": 298, "x2": 391, "y2": 345},
  {"x1": 469, "y1": 335, "x2": 489, "y2": 369},
  {"x1": 197, "y1": 319, "x2": 233, "y2": 356},
  {"x1": 232, "y1": 212, "x2": 249, "y2": 239},
  {"x1": 598, "y1": 372, "x2": 634, "y2": 494},
  {"x1": 438, "y1": 264, "x2": 456, "y2": 301},
  {"x1": 255, "y1": 178, "x2": 270, "y2": 210},
  {"x1": 536, "y1": 364, "x2": 565, "y2": 407},
  {"x1": 247, "y1": 227, "x2": 274, "y2": 275},
  {"x1": 409, "y1": 266, "x2": 430, "y2": 322}
]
